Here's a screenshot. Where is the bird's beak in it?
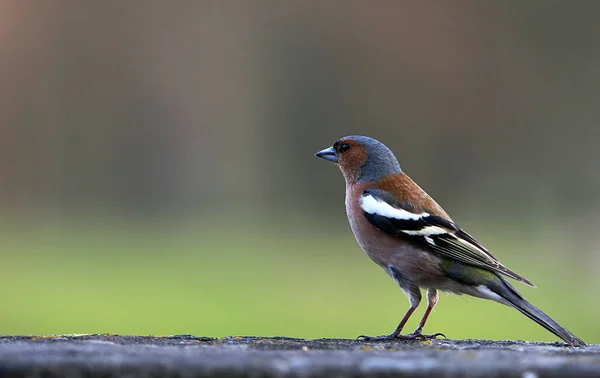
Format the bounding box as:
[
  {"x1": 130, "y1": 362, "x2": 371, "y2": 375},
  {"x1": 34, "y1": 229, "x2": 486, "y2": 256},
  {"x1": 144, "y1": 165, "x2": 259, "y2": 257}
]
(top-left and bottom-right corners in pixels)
[{"x1": 315, "y1": 146, "x2": 338, "y2": 163}]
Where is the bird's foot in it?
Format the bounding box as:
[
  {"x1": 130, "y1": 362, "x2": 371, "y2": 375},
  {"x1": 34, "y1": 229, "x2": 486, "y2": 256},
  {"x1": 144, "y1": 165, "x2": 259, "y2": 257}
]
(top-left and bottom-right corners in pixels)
[
  {"x1": 357, "y1": 334, "x2": 399, "y2": 342},
  {"x1": 357, "y1": 331, "x2": 445, "y2": 342},
  {"x1": 409, "y1": 331, "x2": 446, "y2": 340}
]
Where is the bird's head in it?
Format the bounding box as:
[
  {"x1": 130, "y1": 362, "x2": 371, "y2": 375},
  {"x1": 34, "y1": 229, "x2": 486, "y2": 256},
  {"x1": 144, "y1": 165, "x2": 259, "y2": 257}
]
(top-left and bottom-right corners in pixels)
[{"x1": 315, "y1": 135, "x2": 402, "y2": 184}]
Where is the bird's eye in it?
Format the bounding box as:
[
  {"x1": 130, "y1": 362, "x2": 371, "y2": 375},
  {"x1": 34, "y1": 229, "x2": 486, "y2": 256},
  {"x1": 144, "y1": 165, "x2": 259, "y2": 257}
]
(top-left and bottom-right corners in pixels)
[{"x1": 340, "y1": 143, "x2": 350, "y2": 152}]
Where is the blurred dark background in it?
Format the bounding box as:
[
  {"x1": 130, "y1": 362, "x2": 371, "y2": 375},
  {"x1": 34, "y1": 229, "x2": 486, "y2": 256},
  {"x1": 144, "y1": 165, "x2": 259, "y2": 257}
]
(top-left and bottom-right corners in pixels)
[{"x1": 1, "y1": 1, "x2": 598, "y2": 343}]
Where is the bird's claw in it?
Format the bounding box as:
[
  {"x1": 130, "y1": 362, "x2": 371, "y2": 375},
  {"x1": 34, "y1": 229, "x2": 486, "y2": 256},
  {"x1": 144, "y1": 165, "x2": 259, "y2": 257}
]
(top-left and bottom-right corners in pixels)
[
  {"x1": 357, "y1": 332, "x2": 446, "y2": 342},
  {"x1": 357, "y1": 334, "x2": 395, "y2": 342},
  {"x1": 411, "y1": 332, "x2": 446, "y2": 340}
]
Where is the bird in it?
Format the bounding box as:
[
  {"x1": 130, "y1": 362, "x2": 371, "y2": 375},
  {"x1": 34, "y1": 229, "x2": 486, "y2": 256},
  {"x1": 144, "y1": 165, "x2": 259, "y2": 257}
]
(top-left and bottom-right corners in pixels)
[{"x1": 314, "y1": 135, "x2": 585, "y2": 346}]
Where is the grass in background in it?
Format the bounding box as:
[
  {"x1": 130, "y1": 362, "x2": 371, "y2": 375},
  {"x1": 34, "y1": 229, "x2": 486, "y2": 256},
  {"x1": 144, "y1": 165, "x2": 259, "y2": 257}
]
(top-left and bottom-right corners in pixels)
[{"x1": 0, "y1": 215, "x2": 596, "y2": 344}]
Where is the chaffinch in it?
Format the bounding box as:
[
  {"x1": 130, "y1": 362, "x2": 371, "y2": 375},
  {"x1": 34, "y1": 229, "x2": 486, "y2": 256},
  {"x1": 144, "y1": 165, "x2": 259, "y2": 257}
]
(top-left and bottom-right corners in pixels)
[{"x1": 315, "y1": 135, "x2": 584, "y2": 346}]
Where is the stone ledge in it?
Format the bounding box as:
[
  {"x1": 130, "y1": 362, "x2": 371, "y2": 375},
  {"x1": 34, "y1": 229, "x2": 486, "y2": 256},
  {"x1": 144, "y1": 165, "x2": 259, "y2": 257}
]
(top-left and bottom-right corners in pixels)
[{"x1": 0, "y1": 335, "x2": 598, "y2": 377}]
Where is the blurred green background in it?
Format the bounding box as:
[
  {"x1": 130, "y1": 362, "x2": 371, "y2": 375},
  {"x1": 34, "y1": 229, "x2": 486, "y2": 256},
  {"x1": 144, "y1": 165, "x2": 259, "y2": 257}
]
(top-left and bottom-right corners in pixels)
[{"x1": 1, "y1": 1, "x2": 599, "y2": 344}]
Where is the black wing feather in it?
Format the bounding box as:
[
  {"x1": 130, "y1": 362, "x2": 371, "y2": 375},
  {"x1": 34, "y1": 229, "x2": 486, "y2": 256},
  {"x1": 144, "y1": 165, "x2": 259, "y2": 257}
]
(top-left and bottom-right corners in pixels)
[{"x1": 360, "y1": 190, "x2": 534, "y2": 287}]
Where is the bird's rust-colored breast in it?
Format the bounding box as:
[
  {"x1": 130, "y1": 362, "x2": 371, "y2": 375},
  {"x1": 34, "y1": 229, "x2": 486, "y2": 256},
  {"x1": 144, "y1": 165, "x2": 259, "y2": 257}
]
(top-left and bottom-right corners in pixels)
[{"x1": 345, "y1": 181, "x2": 398, "y2": 268}]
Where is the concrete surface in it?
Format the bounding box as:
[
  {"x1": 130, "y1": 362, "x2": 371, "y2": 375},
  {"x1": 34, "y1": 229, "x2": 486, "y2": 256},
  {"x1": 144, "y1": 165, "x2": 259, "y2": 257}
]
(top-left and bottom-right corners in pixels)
[{"x1": 0, "y1": 334, "x2": 599, "y2": 377}]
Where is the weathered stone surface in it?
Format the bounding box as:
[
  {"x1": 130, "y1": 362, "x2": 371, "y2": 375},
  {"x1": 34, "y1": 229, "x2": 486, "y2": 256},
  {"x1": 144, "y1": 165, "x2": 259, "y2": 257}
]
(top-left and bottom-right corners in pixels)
[{"x1": 0, "y1": 335, "x2": 598, "y2": 377}]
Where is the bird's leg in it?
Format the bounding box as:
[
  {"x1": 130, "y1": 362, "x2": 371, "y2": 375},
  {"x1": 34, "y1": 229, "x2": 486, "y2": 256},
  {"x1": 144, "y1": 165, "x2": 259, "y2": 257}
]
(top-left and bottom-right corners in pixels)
[
  {"x1": 358, "y1": 283, "x2": 422, "y2": 341},
  {"x1": 406, "y1": 289, "x2": 445, "y2": 339},
  {"x1": 357, "y1": 305, "x2": 418, "y2": 342},
  {"x1": 358, "y1": 288, "x2": 445, "y2": 342},
  {"x1": 389, "y1": 304, "x2": 417, "y2": 337}
]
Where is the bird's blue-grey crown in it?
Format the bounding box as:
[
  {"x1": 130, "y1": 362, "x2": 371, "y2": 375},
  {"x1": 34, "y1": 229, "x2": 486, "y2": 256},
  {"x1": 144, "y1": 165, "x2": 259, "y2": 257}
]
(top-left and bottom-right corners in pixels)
[{"x1": 348, "y1": 135, "x2": 403, "y2": 182}]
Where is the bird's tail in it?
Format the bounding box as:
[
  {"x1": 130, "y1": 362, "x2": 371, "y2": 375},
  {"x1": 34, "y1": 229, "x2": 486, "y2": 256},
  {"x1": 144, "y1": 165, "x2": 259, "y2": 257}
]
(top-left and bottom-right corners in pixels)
[{"x1": 491, "y1": 278, "x2": 585, "y2": 346}]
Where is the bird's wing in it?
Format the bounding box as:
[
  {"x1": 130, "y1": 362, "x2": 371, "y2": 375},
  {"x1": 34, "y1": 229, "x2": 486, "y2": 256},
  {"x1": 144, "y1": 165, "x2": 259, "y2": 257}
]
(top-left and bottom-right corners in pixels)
[{"x1": 360, "y1": 189, "x2": 535, "y2": 287}]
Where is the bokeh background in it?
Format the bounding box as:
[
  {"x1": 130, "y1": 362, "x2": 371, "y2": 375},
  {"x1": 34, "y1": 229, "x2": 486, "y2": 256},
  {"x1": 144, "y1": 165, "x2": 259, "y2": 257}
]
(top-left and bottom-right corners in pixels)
[{"x1": 1, "y1": 1, "x2": 599, "y2": 344}]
